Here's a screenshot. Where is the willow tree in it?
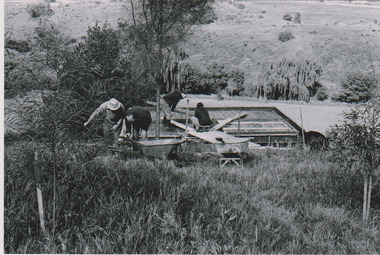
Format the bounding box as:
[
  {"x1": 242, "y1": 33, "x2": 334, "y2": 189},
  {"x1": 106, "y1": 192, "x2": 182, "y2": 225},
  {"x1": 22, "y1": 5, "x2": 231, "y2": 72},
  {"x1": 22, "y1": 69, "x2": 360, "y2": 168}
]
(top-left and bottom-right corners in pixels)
[
  {"x1": 129, "y1": 0, "x2": 214, "y2": 138},
  {"x1": 330, "y1": 100, "x2": 380, "y2": 222},
  {"x1": 257, "y1": 58, "x2": 322, "y2": 102}
]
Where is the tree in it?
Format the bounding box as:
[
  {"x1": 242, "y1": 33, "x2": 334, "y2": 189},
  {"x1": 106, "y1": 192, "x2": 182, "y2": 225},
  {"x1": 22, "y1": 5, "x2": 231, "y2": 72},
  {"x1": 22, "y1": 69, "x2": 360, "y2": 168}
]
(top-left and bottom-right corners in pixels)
[
  {"x1": 6, "y1": 90, "x2": 85, "y2": 240},
  {"x1": 257, "y1": 58, "x2": 323, "y2": 102},
  {"x1": 128, "y1": 0, "x2": 214, "y2": 138},
  {"x1": 333, "y1": 72, "x2": 378, "y2": 103},
  {"x1": 329, "y1": 99, "x2": 380, "y2": 222}
]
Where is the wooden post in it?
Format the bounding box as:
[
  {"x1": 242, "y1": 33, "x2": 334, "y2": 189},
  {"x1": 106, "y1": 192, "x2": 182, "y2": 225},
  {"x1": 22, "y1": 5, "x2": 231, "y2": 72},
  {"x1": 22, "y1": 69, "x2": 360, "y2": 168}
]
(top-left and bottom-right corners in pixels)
[
  {"x1": 156, "y1": 86, "x2": 161, "y2": 139},
  {"x1": 363, "y1": 173, "x2": 368, "y2": 222},
  {"x1": 185, "y1": 99, "x2": 189, "y2": 139},
  {"x1": 36, "y1": 185, "x2": 46, "y2": 234},
  {"x1": 34, "y1": 151, "x2": 46, "y2": 235},
  {"x1": 367, "y1": 175, "x2": 372, "y2": 221},
  {"x1": 237, "y1": 108, "x2": 241, "y2": 137},
  {"x1": 299, "y1": 108, "x2": 305, "y2": 148}
]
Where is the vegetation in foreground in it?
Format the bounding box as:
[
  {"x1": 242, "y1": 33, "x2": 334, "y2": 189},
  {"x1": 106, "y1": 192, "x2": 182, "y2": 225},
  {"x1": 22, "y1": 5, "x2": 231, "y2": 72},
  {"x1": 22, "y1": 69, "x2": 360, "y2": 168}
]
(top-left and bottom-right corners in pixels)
[{"x1": 4, "y1": 142, "x2": 380, "y2": 254}]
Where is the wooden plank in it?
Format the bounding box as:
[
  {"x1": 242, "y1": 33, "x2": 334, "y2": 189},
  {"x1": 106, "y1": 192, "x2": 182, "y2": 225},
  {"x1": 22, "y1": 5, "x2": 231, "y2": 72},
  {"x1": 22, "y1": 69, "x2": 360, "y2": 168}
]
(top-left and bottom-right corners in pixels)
[
  {"x1": 188, "y1": 130, "x2": 249, "y2": 144},
  {"x1": 171, "y1": 119, "x2": 251, "y2": 145},
  {"x1": 146, "y1": 100, "x2": 187, "y2": 115},
  {"x1": 210, "y1": 113, "x2": 247, "y2": 131},
  {"x1": 170, "y1": 119, "x2": 196, "y2": 132}
]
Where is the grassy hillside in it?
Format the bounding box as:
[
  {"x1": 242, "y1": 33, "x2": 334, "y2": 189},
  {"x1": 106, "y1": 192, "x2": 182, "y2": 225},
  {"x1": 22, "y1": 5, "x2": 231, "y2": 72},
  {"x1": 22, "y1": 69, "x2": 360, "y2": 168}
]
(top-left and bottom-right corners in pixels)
[
  {"x1": 5, "y1": 0, "x2": 380, "y2": 97},
  {"x1": 184, "y1": 0, "x2": 380, "y2": 96}
]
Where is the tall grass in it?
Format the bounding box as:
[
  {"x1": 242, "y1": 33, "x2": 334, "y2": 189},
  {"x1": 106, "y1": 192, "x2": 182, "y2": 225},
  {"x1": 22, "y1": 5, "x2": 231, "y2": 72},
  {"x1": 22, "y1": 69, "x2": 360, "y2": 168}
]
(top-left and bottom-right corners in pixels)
[{"x1": 4, "y1": 142, "x2": 380, "y2": 253}]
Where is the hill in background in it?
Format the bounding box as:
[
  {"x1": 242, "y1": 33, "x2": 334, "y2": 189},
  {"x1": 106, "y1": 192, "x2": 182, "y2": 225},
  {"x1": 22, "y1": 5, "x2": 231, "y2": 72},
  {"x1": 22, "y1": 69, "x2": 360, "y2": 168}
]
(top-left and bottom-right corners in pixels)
[{"x1": 5, "y1": 0, "x2": 380, "y2": 97}]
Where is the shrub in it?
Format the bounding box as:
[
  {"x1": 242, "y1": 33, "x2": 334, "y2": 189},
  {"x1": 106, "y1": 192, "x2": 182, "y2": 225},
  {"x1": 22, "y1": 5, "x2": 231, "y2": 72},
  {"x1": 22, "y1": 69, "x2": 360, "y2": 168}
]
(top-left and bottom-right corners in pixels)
[
  {"x1": 316, "y1": 87, "x2": 329, "y2": 101},
  {"x1": 197, "y1": 5, "x2": 217, "y2": 24},
  {"x1": 283, "y1": 14, "x2": 292, "y2": 21},
  {"x1": 181, "y1": 63, "x2": 245, "y2": 95},
  {"x1": 255, "y1": 58, "x2": 323, "y2": 102},
  {"x1": 293, "y1": 12, "x2": 301, "y2": 24},
  {"x1": 329, "y1": 100, "x2": 380, "y2": 222},
  {"x1": 278, "y1": 31, "x2": 295, "y2": 42},
  {"x1": 26, "y1": 3, "x2": 54, "y2": 18},
  {"x1": 333, "y1": 72, "x2": 378, "y2": 103},
  {"x1": 5, "y1": 39, "x2": 31, "y2": 52}
]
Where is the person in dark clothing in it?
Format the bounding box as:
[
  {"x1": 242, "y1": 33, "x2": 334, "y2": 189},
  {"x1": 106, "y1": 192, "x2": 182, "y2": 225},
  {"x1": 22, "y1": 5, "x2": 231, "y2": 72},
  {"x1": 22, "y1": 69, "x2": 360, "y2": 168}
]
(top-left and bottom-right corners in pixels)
[
  {"x1": 120, "y1": 106, "x2": 152, "y2": 141},
  {"x1": 191, "y1": 102, "x2": 216, "y2": 131},
  {"x1": 160, "y1": 91, "x2": 186, "y2": 125}
]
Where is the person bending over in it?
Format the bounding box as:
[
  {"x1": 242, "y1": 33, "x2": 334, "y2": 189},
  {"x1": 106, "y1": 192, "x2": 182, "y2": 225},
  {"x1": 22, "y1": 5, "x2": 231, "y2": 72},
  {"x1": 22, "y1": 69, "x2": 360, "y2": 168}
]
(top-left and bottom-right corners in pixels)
[
  {"x1": 120, "y1": 106, "x2": 152, "y2": 141},
  {"x1": 160, "y1": 91, "x2": 186, "y2": 125},
  {"x1": 84, "y1": 98, "x2": 125, "y2": 146}
]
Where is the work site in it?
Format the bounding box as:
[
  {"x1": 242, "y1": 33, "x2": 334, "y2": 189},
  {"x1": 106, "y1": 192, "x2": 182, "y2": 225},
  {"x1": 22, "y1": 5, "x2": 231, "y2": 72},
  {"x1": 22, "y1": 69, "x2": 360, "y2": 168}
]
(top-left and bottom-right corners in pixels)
[{"x1": 3, "y1": 0, "x2": 380, "y2": 253}]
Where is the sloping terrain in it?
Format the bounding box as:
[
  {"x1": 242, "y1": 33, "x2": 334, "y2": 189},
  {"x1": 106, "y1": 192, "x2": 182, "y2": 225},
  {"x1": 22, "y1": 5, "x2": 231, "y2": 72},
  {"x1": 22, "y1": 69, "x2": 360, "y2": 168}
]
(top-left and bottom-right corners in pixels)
[
  {"x1": 184, "y1": 0, "x2": 380, "y2": 95},
  {"x1": 5, "y1": 0, "x2": 380, "y2": 96}
]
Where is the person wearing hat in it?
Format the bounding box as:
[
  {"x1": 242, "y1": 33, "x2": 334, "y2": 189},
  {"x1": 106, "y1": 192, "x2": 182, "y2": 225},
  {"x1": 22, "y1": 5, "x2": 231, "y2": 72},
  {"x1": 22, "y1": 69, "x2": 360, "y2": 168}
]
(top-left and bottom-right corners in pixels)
[
  {"x1": 84, "y1": 98, "x2": 126, "y2": 146},
  {"x1": 160, "y1": 91, "x2": 186, "y2": 125},
  {"x1": 120, "y1": 106, "x2": 152, "y2": 141}
]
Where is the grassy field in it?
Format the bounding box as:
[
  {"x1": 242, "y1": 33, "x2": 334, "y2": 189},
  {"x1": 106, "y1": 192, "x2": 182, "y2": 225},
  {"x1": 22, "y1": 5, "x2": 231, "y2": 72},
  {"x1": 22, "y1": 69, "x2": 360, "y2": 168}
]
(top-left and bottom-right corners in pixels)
[{"x1": 4, "y1": 141, "x2": 380, "y2": 253}]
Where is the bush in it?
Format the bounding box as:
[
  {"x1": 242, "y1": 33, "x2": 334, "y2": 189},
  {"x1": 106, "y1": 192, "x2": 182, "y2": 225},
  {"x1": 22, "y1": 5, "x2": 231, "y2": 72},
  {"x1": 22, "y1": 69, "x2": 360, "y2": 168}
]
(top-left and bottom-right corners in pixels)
[
  {"x1": 333, "y1": 72, "x2": 378, "y2": 103},
  {"x1": 26, "y1": 3, "x2": 54, "y2": 18},
  {"x1": 5, "y1": 39, "x2": 31, "y2": 52},
  {"x1": 316, "y1": 87, "x2": 329, "y2": 101},
  {"x1": 293, "y1": 12, "x2": 301, "y2": 24},
  {"x1": 278, "y1": 31, "x2": 295, "y2": 42},
  {"x1": 283, "y1": 14, "x2": 292, "y2": 21},
  {"x1": 181, "y1": 63, "x2": 245, "y2": 95},
  {"x1": 197, "y1": 5, "x2": 217, "y2": 24}
]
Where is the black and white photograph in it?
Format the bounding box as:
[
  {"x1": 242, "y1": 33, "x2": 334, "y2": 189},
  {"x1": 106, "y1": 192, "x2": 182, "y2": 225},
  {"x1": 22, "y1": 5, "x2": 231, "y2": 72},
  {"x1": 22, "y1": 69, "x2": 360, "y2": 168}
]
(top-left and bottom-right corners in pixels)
[{"x1": 3, "y1": 0, "x2": 380, "y2": 253}]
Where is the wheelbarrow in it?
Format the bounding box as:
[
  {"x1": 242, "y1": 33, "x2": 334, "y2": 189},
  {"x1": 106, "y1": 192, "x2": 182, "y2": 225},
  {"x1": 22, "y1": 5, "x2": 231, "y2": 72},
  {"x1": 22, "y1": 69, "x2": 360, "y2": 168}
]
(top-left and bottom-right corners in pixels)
[{"x1": 113, "y1": 138, "x2": 185, "y2": 159}]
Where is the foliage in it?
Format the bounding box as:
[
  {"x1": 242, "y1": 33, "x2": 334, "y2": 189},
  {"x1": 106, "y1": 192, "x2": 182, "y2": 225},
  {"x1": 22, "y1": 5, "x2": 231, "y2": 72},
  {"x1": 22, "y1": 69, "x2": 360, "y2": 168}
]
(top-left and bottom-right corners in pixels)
[
  {"x1": 181, "y1": 65, "x2": 214, "y2": 94},
  {"x1": 329, "y1": 100, "x2": 380, "y2": 222},
  {"x1": 180, "y1": 63, "x2": 244, "y2": 95},
  {"x1": 128, "y1": 0, "x2": 215, "y2": 137},
  {"x1": 128, "y1": 0, "x2": 215, "y2": 88},
  {"x1": 197, "y1": 5, "x2": 217, "y2": 24},
  {"x1": 293, "y1": 12, "x2": 301, "y2": 24},
  {"x1": 26, "y1": 3, "x2": 54, "y2": 18},
  {"x1": 51, "y1": 22, "x2": 154, "y2": 111},
  {"x1": 4, "y1": 61, "x2": 44, "y2": 98},
  {"x1": 278, "y1": 31, "x2": 295, "y2": 42},
  {"x1": 316, "y1": 86, "x2": 329, "y2": 101},
  {"x1": 5, "y1": 39, "x2": 31, "y2": 53},
  {"x1": 333, "y1": 72, "x2": 378, "y2": 103},
  {"x1": 255, "y1": 58, "x2": 323, "y2": 102},
  {"x1": 283, "y1": 14, "x2": 292, "y2": 21}
]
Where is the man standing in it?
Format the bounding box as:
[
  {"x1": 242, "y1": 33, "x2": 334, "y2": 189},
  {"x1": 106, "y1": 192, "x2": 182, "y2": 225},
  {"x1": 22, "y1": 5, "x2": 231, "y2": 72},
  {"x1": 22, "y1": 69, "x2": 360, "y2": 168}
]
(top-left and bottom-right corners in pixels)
[
  {"x1": 84, "y1": 98, "x2": 126, "y2": 146},
  {"x1": 160, "y1": 91, "x2": 186, "y2": 125},
  {"x1": 120, "y1": 106, "x2": 152, "y2": 141}
]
